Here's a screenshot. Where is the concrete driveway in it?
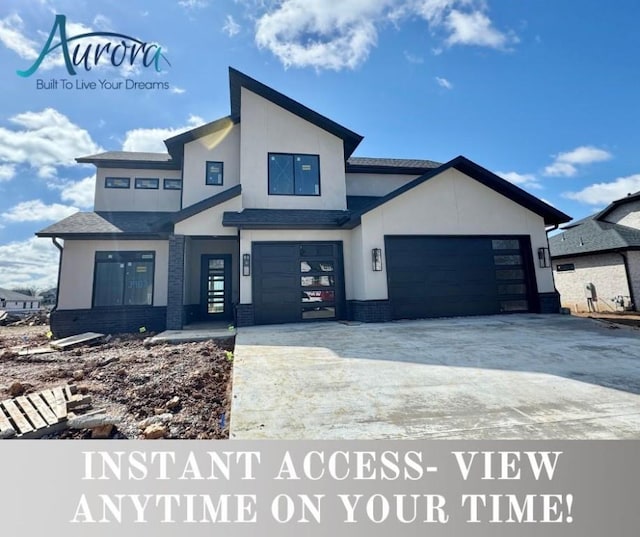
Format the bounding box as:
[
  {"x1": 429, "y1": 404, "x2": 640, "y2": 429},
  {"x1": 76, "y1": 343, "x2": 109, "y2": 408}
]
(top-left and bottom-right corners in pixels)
[{"x1": 230, "y1": 314, "x2": 640, "y2": 439}]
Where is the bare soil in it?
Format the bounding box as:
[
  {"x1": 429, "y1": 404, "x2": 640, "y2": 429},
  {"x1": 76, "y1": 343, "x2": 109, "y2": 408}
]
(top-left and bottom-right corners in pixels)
[
  {"x1": 573, "y1": 311, "x2": 640, "y2": 329},
  {"x1": 0, "y1": 325, "x2": 233, "y2": 439}
]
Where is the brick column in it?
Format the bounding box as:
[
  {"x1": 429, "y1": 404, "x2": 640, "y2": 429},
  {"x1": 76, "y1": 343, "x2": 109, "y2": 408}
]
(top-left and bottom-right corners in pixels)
[{"x1": 166, "y1": 234, "x2": 186, "y2": 330}]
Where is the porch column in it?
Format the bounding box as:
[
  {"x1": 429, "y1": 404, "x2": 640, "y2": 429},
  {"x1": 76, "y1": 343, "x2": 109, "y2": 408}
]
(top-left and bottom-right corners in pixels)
[{"x1": 166, "y1": 234, "x2": 186, "y2": 330}]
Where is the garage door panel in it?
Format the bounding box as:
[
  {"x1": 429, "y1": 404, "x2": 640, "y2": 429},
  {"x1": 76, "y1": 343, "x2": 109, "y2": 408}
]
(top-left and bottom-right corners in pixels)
[{"x1": 386, "y1": 236, "x2": 532, "y2": 319}]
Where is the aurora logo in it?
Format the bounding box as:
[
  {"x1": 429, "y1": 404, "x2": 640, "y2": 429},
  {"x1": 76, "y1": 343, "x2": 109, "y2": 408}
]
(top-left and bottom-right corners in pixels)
[{"x1": 17, "y1": 14, "x2": 170, "y2": 77}]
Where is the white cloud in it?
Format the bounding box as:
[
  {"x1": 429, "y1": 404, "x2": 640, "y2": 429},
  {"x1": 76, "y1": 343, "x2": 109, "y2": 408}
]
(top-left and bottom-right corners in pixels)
[
  {"x1": 122, "y1": 115, "x2": 204, "y2": 152},
  {"x1": 248, "y1": 1, "x2": 516, "y2": 70},
  {"x1": 404, "y1": 51, "x2": 424, "y2": 63},
  {"x1": 178, "y1": 0, "x2": 209, "y2": 8},
  {"x1": 2, "y1": 199, "x2": 78, "y2": 223},
  {"x1": 0, "y1": 237, "x2": 60, "y2": 291},
  {"x1": 170, "y1": 86, "x2": 187, "y2": 94},
  {"x1": 497, "y1": 171, "x2": 542, "y2": 189},
  {"x1": 563, "y1": 174, "x2": 640, "y2": 206},
  {"x1": 0, "y1": 164, "x2": 16, "y2": 182},
  {"x1": 0, "y1": 14, "x2": 41, "y2": 61},
  {"x1": 223, "y1": 15, "x2": 241, "y2": 37},
  {"x1": 435, "y1": 76, "x2": 452, "y2": 89},
  {"x1": 60, "y1": 176, "x2": 96, "y2": 209},
  {"x1": 544, "y1": 145, "x2": 612, "y2": 177},
  {"x1": 0, "y1": 108, "x2": 102, "y2": 179}
]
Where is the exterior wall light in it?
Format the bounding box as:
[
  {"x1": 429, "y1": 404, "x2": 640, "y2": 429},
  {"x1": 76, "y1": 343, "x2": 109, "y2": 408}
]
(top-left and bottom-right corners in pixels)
[
  {"x1": 372, "y1": 248, "x2": 383, "y2": 271},
  {"x1": 538, "y1": 247, "x2": 551, "y2": 268},
  {"x1": 242, "y1": 253, "x2": 251, "y2": 276}
]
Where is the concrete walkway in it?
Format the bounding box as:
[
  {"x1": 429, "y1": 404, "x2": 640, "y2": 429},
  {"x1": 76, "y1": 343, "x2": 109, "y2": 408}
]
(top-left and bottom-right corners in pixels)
[{"x1": 231, "y1": 314, "x2": 640, "y2": 439}]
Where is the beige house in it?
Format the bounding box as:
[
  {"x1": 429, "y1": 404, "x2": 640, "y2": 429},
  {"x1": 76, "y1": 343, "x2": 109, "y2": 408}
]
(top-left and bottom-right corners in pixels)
[
  {"x1": 550, "y1": 193, "x2": 640, "y2": 312},
  {"x1": 0, "y1": 288, "x2": 42, "y2": 313},
  {"x1": 37, "y1": 68, "x2": 570, "y2": 337}
]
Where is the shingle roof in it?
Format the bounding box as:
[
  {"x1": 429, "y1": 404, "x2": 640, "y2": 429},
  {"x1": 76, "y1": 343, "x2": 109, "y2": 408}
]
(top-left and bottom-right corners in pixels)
[
  {"x1": 549, "y1": 219, "x2": 640, "y2": 258},
  {"x1": 346, "y1": 196, "x2": 381, "y2": 212},
  {"x1": 222, "y1": 209, "x2": 351, "y2": 229},
  {"x1": 76, "y1": 151, "x2": 180, "y2": 170},
  {"x1": 346, "y1": 157, "x2": 442, "y2": 173},
  {"x1": 36, "y1": 212, "x2": 174, "y2": 238},
  {"x1": 0, "y1": 288, "x2": 43, "y2": 301}
]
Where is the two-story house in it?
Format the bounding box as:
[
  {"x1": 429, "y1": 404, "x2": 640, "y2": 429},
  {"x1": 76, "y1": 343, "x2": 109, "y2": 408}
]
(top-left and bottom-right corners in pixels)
[{"x1": 37, "y1": 68, "x2": 571, "y2": 337}]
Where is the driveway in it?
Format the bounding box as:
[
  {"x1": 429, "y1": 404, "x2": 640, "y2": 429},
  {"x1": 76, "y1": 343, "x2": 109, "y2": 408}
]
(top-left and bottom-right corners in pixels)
[{"x1": 230, "y1": 314, "x2": 640, "y2": 439}]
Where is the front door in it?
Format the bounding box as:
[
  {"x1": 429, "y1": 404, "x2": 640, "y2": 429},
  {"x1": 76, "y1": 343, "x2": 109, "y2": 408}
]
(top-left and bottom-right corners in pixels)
[{"x1": 200, "y1": 255, "x2": 232, "y2": 320}]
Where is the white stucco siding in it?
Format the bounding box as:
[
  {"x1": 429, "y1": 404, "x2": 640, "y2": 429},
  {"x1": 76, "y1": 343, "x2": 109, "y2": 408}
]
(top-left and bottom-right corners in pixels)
[
  {"x1": 553, "y1": 254, "x2": 629, "y2": 312},
  {"x1": 240, "y1": 88, "x2": 347, "y2": 210},
  {"x1": 346, "y1": 173, "x2": 420, "y2": 197},
  {"x1": 174, "y1": 196, "x2": 241, "y2": 236},
  {"x1": 239, "y1": 229, "x2": 352, "y2": 304},
  {"x1": 356, "y1": 168, "x2": 555, "y2": 300},
  {"x1": 182, "y1": 120, "x2": 240, "y2": 208},
  {"x1": 57, "y1": 240, "x2": 169, "y2": 310},
  {"x1": 603, "y1": 200, "x2": 640, "y2": 228},
  {"x1": 94, "y1": 168, "x2": 182, "y2": 212}
]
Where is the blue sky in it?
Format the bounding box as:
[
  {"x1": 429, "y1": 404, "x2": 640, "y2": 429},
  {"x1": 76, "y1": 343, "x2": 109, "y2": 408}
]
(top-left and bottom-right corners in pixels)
[{"x1": 1, "y1": 0, "x2": 640, "y2": 290}]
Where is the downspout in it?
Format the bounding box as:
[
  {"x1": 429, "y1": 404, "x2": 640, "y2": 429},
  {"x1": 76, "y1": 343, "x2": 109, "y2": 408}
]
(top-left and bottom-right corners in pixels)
[
  {"x1": 51, "y1": 237, "x2": 63, "y2": 312},
  {"x1": 616, "y1": 250, "x2": 636, "y2": 310}
]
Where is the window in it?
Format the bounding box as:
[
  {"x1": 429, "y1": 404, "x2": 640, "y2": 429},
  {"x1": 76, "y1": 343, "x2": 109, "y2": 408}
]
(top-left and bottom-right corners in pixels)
[
  {"x1": 93, "y1": 251, "x2": 155, "y2": 307},
  {"x1": 268, "y1": 153, "x2": 320, "y2": 196},
  {"x1": 206, "y1": 161, "x2": 224, "y2": 185},
  {"x1": 556, "y1": 263, "x2": 575, "y2": 272},
  {"x1": 163, "y1": 179, "x2": 182, "y2": 190},
  {"x1": 135, "y1": 178, "x2": 159, "y2": 189},
  {"x1": 105, "y1": 177, "x2": 130, "y2": 189}
]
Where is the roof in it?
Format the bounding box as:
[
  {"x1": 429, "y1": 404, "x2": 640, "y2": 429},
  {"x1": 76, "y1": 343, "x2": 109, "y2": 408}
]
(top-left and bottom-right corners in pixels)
[
  {"x1": 173, "y1": 185, "x2": 242, "y2": 223},
  {"x1": 76, "y1": 151, "x2": 180, "y2": 170},
  {"x1": 222, "y1": 209, "x2": 351, "y2": 229},
  {"x1": 228, "y1": 67, "x2": 363, "y2": 159},
  {"x1": 344, "y1": 155, "x2": 572, "y2": 228},
  {"x1": 346, "y1": 157, "x2": 442, "y2": 174},
  {"x1": 594, "y1": 190, "x2": 640, "y2": 221},
  {"x1": 36, "y1": 212, "x2": 174, "y2": 238},
  {"x1": 549, "y1": 219, "x2": 640, "y2": 258},
  {"x1": 346, "y1": 196, "x2": 381, "y2": 212},
  {"x1": 0, "y1": 288, "x2": 43, "y2": 301}
]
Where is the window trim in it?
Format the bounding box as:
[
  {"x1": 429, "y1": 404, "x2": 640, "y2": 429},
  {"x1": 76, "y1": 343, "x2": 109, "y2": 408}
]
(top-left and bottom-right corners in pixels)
[
  {"x1": 556, "y1": 263, "x2": 576, "y2": 272},
  {"x1": 134, "y1": 177, "x2": 160, "y2": 190},
  {"x1": 163, "y1": 178, "x2": 182, "y2": 190},
  {"x1": 268, "y1": 152, "x2": 321, "y2": 197},
  {"x1": 205, "y1": 161, "x2": 224, "y2": 186},
  {"x1": 92, "y1": 251, "x2": 155, "y2": 308},
  {"x1": 105, "y1": 177, "x2": 130, "y2": 189}
]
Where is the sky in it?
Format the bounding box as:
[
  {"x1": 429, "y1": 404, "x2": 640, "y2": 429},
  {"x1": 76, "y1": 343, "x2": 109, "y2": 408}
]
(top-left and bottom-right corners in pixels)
[{"x1": 1, "y1": 0, "x2": 640, "y2": 291}]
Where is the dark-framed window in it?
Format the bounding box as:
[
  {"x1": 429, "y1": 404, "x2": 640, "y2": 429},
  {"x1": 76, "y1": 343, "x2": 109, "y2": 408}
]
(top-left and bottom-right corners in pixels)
[
  {"x1": 93, "y1": 251, "x2": 155, "y2": 307},
  {"x1": 135, "y1": 178, "x2": 159, "y2": 190},
  {"x1": 105, "y1": 177, "x2": 130, "y2": 189},
  {"x1": 206, "y1": 161, "x2": 224, "y2": 185},
  {"x1": 268, "y1": 153, "x2": 320, "y2": 196},
  {"x1": 163, "y1": 178, "x2": 182, "y2": 190},
  {"x1": 556, "y1": 263, "x2": 575, "y2": 272}
]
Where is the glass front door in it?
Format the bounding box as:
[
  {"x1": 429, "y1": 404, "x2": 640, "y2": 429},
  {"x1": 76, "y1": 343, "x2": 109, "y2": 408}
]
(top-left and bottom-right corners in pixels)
[{"x1": 200, "y1": 255, "x2": 231, "y2": 320}]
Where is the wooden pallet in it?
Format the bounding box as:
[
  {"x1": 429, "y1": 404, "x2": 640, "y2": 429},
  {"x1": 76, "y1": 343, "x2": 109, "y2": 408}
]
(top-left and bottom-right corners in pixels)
[{"x1": 0, "y1": 385, "x2": 90, "y2": 439}]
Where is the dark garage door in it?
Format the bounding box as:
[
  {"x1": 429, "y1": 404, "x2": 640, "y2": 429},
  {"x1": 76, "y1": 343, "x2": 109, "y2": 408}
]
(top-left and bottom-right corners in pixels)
[
  {"x1": 253, "y1": 242, "x2": 344, "y2": 325},
  {"x1": 385, "y1": 236, "x2": 534, "y2": 319}
]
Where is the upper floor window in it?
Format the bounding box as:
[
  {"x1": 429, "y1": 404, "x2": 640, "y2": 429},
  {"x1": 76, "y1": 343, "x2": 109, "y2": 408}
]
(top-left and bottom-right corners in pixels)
[
  {"x1": 105, "y1": 177, "x2": 130, "y2": 189},
  {"x1": 163, "y1": 179, "x2": 182, "y2": 190},
  {"x1": 268, "y1": 153, "x2": 320, "y2": 196},
  {"x1": 135, "y1": 178, "x2": 159, "y2": 190},
  {"x1": 206, "y1": 161, "x2": 224, "y2": 185}
]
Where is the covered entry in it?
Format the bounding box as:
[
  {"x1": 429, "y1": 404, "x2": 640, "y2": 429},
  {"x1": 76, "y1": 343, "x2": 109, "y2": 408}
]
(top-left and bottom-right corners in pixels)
[
  {"x1": 252, "y1": 242, "x2": 345, "y2": 324},
  {"x1": 385, "y1": 235, "x2": 535, "y2": 319}
]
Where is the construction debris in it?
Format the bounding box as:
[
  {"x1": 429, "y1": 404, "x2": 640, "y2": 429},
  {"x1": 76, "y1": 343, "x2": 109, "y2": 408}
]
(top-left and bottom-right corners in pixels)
[
  {"x1": 50, "y1": 332, "x2": 105, "y2": 350},
  {"x1": 0, "y1": 310, "x2": 49, "y2": 327}
]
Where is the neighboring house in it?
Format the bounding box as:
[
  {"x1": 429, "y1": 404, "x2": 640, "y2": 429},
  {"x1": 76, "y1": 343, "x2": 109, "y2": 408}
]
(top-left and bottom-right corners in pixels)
[
  {"x1": 0, "y1": 288, "x2": 43, "y2": 313},
  {"x1": 549, "y1": 192, "x2": 640, "y2": 313},
  {"x1": 37, "y1": 68, "x2": 570, "y2": 337}
]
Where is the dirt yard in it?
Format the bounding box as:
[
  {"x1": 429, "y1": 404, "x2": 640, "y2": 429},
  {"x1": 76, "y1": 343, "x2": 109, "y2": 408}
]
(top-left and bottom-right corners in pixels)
[
  {"x1": 574, "y1": 311, "x2": 640, "y2": 329},
  {"x1": 0, "y1": 325, "x2": 233, "y2": 439}
]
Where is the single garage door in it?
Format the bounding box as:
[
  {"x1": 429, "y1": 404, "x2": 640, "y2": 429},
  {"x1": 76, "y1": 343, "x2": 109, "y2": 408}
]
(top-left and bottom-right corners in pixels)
[
  {"x1": 253, "y1": 242, "x2": 345, "y2": 325},
  {"x1": 385, "y1": 236, "x2": 535, "y2": 319}
]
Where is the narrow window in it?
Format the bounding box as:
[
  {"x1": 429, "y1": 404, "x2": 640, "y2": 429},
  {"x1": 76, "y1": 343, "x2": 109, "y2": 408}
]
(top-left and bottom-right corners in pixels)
[
  {"x1": 135, "y1": 178, "x2": 159, "y2": 189},
  {"x1": 163, "y1": 179, "x2": 182, "y2": 190},
  {"x1": 206, "y1": 161, "x2": 224, "y2": 185},
  {"x1": 105, "y1": 177, "x2": 130, "y2": 189},
  {"x1": 556, "y1": 263, "x2": 575, "y2": 272}
]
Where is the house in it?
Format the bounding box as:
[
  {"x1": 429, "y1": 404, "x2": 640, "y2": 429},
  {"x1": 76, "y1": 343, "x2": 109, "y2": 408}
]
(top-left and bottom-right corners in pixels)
[
  {"x1": 37, "y1": 68, "x2": 571, "y2": 337},
  {"x1": 549, "y1": 192, "x2": 640, "y2": 312},
  {"x1": 0, "y1": 288, "x2": 43, "y2": 313}
]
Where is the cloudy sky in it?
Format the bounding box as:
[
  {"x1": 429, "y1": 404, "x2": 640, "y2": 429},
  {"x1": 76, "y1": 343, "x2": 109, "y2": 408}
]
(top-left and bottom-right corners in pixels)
[{"x1": 0, "y1": 0, "x2": 639, "y2": 290}]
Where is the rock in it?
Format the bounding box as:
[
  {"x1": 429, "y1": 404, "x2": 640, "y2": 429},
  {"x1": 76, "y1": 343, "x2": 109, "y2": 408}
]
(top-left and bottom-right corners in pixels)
[
  {"x1": 72, "y1": 370, "x2": 84, "y2": 381},
  {"x1": 166, "y1": 396, "x2": 180, "y2": 410},
  {"x1": 138, "y1": 413, "x2": 172, "y2": 429},
  {"x1": 143, "y1": 423, "x2": 167, "y2": 439},
  {"x1": 91, "y1": 424, "x2": 114, "y2": 439},
  {"x1": 0, "y1": 428, "x2": 16, "y2": 439},
  {"x1": 154, "y1": 408, "x2": 166, "y2": 415},
  {"x1": 8, "y1": 382, "x2": 24, "y2": 397}
]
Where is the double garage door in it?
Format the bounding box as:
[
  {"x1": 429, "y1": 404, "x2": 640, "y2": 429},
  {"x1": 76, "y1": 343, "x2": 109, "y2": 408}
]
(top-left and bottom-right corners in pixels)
[
  {"x1": 253, "y1": 242, "x2": 345, "y2": 325},
  {"x1": 385, "y1": 236, "x2": 535, "y2": 319}
]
